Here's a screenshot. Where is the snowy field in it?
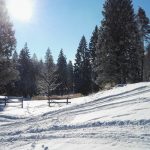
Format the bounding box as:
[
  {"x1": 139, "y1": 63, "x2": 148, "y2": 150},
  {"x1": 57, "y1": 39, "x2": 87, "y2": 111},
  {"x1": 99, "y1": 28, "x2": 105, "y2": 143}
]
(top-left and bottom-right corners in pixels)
[{"x1": 0, "y1": 82, "x2": 150, "y2": 150}]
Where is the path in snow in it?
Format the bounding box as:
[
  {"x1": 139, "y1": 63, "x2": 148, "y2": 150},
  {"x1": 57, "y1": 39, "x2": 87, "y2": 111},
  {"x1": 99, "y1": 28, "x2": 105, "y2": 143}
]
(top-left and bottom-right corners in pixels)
[{"x1": 0, "y1": 82, "x2": 150, "y2": 150}]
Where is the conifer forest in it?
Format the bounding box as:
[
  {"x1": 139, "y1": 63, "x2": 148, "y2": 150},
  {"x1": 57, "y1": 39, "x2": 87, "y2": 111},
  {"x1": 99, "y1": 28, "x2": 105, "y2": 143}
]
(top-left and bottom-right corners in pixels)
[{"x1": 0, "y1": 0, "x2": 150, "y2": 97}]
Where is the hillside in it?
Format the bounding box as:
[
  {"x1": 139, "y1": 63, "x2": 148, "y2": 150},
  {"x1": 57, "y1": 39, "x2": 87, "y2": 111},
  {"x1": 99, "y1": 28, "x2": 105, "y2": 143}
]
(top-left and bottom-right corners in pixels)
[{"x1": 0, "y1": 82, "x2": 150, "y2": 150}]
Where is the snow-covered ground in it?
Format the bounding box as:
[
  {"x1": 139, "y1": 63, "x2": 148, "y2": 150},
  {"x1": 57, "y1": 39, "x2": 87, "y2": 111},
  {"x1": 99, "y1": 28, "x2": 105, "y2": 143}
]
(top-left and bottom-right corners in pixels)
[{"x1": 0, "y1": 82, "x2": 150, "y2": 150}]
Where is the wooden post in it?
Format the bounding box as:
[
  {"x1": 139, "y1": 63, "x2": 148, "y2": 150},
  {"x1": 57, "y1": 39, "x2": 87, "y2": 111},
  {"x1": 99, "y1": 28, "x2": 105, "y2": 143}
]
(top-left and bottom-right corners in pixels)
[
  {"x1": 48, "y1": 88, "x2": 51, "y2": 107},
  {"x1": 67, "y1": 97, "x2": 68, "y2": 105},
  {"x1": 48, "y1": 95, "x2": 51, "y2": 107},
  {"x1": 22, "y1": 97, "x2": 23, "y2": 108},
  {"x1": 5, "y1": 98, "x2": 7, "y2": 106},
  {"x1": 49, "y1": 99, "x2": 50, "y2": 107}
]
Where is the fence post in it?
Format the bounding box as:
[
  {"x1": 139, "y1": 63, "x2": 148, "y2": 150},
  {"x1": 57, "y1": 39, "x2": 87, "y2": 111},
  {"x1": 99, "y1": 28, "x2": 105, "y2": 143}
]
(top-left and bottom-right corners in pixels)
[
  {"x1": 48, "y1": 96, "x2": 51, "y2": 107},
  {"x1": 22, "y1": 97, "x2": 23, "y2": 108},
  {"x1": 49, "y1": 99, "x2": 51, "y2": 107},
  {"x1": 5, "y1": 98, "x2": 7, "y2": 106}
]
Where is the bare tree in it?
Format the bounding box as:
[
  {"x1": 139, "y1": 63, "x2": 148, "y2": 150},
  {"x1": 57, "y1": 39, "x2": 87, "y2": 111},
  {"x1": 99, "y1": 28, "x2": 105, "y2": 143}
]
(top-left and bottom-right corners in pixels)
[
  {"x1": 38, "y1": 48, "x2": 59, "y2": 101},
  {"x1": 38, "y1": 68, "x2": 59, "y2": 99}
]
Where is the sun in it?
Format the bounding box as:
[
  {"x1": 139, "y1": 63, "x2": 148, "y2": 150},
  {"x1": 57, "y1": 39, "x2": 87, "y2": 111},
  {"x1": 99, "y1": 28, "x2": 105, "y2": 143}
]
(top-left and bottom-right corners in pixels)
[{"x1": 6, "y1": 0, "x2": 34, "y2": 22}]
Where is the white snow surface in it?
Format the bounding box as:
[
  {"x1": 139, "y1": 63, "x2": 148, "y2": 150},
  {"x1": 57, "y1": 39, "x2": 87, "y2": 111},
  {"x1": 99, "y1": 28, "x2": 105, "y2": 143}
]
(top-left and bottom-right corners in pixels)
[{"x1": 0, "y1": 82, "x2": 150, "y2": 150}]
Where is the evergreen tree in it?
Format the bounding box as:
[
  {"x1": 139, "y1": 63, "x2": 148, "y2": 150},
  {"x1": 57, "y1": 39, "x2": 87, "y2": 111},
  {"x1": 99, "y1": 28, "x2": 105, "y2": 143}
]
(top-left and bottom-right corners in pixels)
[
  {"x1": 12, "y1": 50, "x2": 18, "y2": 63},
  {"x1": 18, "y1": 43, "x2": 35, "y2": 97},
  {"x1": 89, "y1": 26, "x2": 99, "y2": 92},
  {"x1": 144, "y1": 44, "x2": 150, "y2": 81},
  {"x1": 137, "y1": 7, "x2": 150, "y2": 43},
  {"x1": 89, "y1": 26, "x2": 99, "y2": 64},
  {"x1": 32, "y1": 53, "x2": 38, "y2": 63},
  {"x1": 31, "y1": 53, "x2": 39, "y2": 95},
  {"x1": 6, "y1": 50, "x2": 20, "y2": 96},
  {"x1": 94, "y1": 27, "x2": 106, "y2": 87},
  {"x1": 67, "y1": 61, "x2": 74, "y2": 93},
  {"x1": 74, "y1": 36, "x2": 91, "y2": 95},
  {"x1": 56, "y1": 49, "x2": 68, "y2": 95},
  {"x1": 0, "y1": 0, "x2": 18, "y2": 93},
  {"x1": 136, "y1": 7, "x2": 150, "y2": 80},
  {"x1": 95, "y1": 0, "x2": 142, "y2": 87},
  {"x1": 38, "y1": 59, "x2": 44, "y2": 72},
  {"x1": 45, "y1": 48, "x2": 54, "y2": 68},
  {"x1": 38, "y1": 48, "x2": 58, "y2": 98}
]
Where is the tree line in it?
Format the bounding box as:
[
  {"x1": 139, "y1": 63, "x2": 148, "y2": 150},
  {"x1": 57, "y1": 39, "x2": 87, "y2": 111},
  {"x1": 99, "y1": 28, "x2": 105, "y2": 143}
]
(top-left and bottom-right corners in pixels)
[
  {"x1": 8, "y1": 45, "x2": 74, "y2": 97},
  {"x1": 0, "y1": 0, "x2": 150, "y2": 97},
  {"x1": 74, "y1": 0, "x2": 150, "y2": 94}
]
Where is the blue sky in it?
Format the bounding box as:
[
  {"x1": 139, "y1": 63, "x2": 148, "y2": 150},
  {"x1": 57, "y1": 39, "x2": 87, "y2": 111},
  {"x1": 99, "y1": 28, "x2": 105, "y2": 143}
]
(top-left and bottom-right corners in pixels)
[{"x1": 9, "y1": 0, "x2": 150, "y2": 62}]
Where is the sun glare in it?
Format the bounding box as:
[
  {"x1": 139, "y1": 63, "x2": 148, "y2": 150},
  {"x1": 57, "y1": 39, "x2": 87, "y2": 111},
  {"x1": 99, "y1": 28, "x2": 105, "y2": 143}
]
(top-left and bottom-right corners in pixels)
[{"x1": 7, "y1": 0, "x2": 34, "y2": 22}]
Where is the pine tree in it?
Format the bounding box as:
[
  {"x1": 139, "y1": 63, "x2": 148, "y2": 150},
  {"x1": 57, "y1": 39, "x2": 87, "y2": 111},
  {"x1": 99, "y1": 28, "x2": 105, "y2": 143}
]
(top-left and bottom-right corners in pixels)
[
  {"x1": 74, "y1": 36, "x2": 92, "y2": 95},
  {"x1": 0, "y1": 0, "x2": 16, "y2": 57},
  {"x1": 67, "y1": 61, "x2": 74, "y2": 93},
  {"x1": 89, "y1": 26, "x2": 99, "y2": 64},
  {"x1": 144, "y1": 44, "x2": 150, "y2": 81},
  {"x1": 38, "y1": 48, "x2": 58, "y2": 98},
  {"x1": 0, "y1": 0, "x2": 18, "y2": 93},
  {"x1": 32, "y1": 53, "x2": 38, "y2": 63},
  {"x1": 95, "y1": 0, "x2": 142, "y2": 87},
  {"x1": 94, "y1": 27, "x2": 106, "y2": 87},
  {"x1": 136, "y1": 7, "x2": 150, "y2": 80},
  {"x1": 45, "y1": 48, "x2": 54, "y2": 68},
  {"x1": 89, "y1": 26, "x2": 99, "y2": 92},
  {"x1": 56, "y1": 49, "x2": 68, "y2": 95},
  {"x1": 31, "y1": 53, "x2": 39, "y2": 95},
  {"x1": 12, "y1": 50, "x2": 18, "y2": 63},
  {"x1": 38, "y1": 59, "x2": 44, "y2": 72},
  {"x1": 6, "y1": 50, "x2": 20, "y2": 96},
  {"x1": 18, "y1": 43, "x2": 36, "y2": 97},
  {"x1": 137, "y1": 7, "x2": 150, "y2": 43}
]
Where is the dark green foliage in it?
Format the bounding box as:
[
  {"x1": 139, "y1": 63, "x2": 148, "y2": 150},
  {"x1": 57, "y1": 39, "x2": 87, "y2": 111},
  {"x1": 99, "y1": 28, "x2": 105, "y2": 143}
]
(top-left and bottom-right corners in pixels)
[
  {"x1": 1, "y1": 0, "x2": 149, "y2": 96},
  {"x1": 12, "y1": 50, "x2": 19, "y2": 64},
  {"x1": 0, "y1": 0, "x2": 18, "y2": 94},
  {"x1": 31, "y1": 53, "x2": 39, "y2": 95},
  {"x1": 0, "y1": 58, "x2": 19, "y2": 94},
  {"x1": 0, "y1": 0, "x2": 16, "y2": 58},
  {"x1": 94, "y1": 27, "x2": 106, "y2": 86},
  {"x1": 144, "y1": 44, "x2": 150, "y2": 81},
  {"x1": 18, "y1": 43, "x2": 36, "y2": 97},
  {"x1": 137, "y1": 7, "x2": 150, "y2": 43},
  {"x1": 6, "y1": 50, "x2": 20, "y2": 96},
  {"x1": 74, "y1": 36, "x2": 92, "y2": 95},
  {"x1": 67, "y1": 61, "x2": 74, "y2": 93},
  {"x1": 89, "y1": 26, "x2": 99, "y2": 92},
  {"x1": 89, "y1": 26, "x2": 99, "y2": 64},
  {"x1": 136, "y1": 7, "x2": 150, "y2": 80},
  {"x1": 95, "y1": 0, "x2": 142, "y2": 87},
  {"x1": 56, "y1": 49, "x2": 68, "y2": 95}
]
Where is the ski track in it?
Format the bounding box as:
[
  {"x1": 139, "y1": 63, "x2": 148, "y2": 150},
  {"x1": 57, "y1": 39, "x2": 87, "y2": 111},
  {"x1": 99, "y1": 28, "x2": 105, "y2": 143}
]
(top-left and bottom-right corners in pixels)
[{"x1": 0, "y1": 83, "x2": 150, "y2": 150}]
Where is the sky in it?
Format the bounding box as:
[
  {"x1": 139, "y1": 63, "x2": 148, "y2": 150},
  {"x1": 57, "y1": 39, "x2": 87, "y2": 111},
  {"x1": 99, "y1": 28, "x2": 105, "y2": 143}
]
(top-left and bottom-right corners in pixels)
[{"x1": 6, "y1": 0, "x2": 150, "y2": 62}]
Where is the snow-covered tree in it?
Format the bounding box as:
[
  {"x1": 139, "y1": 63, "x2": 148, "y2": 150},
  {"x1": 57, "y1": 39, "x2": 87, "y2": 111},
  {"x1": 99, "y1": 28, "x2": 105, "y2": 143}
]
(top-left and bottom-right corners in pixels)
[
  {"x1": 38, "y1": 48, "x2": 58, "y2": 99},
  {"x1": 0, "y1": 0, "x2": 18, "y2": 93}
]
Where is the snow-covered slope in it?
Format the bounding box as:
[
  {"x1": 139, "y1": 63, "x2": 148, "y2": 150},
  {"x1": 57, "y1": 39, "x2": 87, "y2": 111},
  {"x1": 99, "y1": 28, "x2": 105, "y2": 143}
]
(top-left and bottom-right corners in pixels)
[{"x1": 0, "y1": 82, "x2": 150, "y2": 150}]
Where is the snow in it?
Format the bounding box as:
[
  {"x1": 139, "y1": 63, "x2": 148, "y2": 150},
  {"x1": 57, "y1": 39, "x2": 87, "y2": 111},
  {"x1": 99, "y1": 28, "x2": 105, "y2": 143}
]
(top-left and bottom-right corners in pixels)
[
  {"x1": 0, "y1": 96, "x2": 7, "y2": 99},
  {"x1": 0, "y1": 82, "x2": 150, "y2": 150}
]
